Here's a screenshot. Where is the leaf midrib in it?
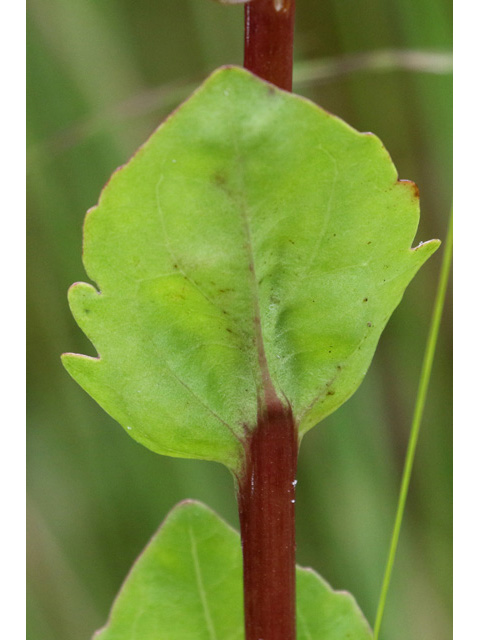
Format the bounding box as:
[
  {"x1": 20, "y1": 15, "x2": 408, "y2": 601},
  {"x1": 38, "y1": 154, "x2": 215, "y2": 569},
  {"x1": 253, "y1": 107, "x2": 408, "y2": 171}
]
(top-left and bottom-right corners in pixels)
[
  {"x1": 234, "y1": 158, "x2": 278, "y2": 409},
  {"x1": 188, "y1": 526, "x2": 218, "y2": 640}
]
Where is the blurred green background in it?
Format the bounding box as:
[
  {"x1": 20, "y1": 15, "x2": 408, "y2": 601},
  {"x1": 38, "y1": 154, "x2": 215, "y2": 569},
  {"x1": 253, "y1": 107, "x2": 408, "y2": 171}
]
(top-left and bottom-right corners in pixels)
[{"x1": 27, "y1": 0, "x2": 452, "y2": 638}]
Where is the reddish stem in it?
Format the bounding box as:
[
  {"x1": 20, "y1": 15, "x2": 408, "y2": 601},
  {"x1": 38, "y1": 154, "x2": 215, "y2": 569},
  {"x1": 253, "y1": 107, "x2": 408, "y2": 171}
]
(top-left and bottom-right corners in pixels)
[
  {"x1": 244, "y1": 0, "x2": 296, "y2": 91},
  {"x1": 239, "y1": 4, "x2": 297, "y2": 637},
  {"x1": 237, "y1": 399, "x2": 298, "y2": 640}
]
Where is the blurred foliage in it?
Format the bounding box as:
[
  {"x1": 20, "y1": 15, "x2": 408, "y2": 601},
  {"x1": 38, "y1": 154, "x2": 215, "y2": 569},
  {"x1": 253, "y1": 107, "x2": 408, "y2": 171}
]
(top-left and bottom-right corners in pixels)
[{"x1": 26, "y1": 1, "x2": 452, "y2": 639}]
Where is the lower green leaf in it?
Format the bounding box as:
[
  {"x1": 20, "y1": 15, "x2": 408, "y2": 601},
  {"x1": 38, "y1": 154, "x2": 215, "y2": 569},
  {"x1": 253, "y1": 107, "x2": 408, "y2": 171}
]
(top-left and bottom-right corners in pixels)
[{"x1": 94, "y1": 501, "x2": 372, "y2": 640}]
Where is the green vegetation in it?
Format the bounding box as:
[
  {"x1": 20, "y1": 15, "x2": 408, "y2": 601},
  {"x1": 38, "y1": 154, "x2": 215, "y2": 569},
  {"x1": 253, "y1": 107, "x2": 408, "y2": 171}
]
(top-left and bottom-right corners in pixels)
[
  {"x1": 95, "y1": 501, "x2": 372, "y2": 640},
  {"x1": 62, "y1": 66, "x2": 438, "y2": 470},
  {"x1": 27, "y1": 1, "x2": 452, "y2": 639}
]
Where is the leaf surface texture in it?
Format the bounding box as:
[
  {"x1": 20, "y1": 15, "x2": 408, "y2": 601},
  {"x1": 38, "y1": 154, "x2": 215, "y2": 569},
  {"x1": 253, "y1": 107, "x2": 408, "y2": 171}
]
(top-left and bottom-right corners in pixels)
[
  {"x1": 94, "y1": 501, "x2": 373, "y2": 640},
  {"x1": 63, "y1": 67, "x2": 438, "y2": 469}
]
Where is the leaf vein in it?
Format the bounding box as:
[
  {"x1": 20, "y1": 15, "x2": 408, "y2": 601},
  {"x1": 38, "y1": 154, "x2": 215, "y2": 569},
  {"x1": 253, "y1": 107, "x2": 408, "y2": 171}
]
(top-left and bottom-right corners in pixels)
[{"x1": 188, "y1": 526, "x2": 218, "y2": 640}]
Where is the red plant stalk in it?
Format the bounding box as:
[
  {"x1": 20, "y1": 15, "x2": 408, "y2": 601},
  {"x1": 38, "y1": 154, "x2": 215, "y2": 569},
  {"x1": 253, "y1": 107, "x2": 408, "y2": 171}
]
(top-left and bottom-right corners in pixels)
[
  {"x1": 238, "y1": 4, "x2": 297, "y2": 638},
  {"x1": 244, "y1": 0, "x2": 296, "y2": 91},
  {"x1": 237, "y1": 399, "x2": 298, "y2": 640}
]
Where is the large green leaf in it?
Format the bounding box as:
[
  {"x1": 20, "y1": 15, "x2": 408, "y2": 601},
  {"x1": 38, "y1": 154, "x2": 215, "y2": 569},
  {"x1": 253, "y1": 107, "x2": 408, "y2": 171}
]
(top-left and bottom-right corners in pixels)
[
  {"x1": 94, "y1": 500, "x2": 372, "y2": 640},
  {"x1": 62, "y1": 66, "x2": 438, "y2": 470}
]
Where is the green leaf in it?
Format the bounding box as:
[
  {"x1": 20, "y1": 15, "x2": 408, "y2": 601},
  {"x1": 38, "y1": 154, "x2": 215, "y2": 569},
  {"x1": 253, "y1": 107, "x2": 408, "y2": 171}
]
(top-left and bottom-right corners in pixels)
[
  {"x1": 62, "y1": 66, "x2": 438, "y2": 470},
  {"x1": 94, "y1": 500, "x2": 372, "y2": 640}
]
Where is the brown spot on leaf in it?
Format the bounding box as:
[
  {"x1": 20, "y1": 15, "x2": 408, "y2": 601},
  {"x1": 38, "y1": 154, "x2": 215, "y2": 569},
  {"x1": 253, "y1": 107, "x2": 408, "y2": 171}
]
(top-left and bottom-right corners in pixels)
[
  {"x1": 399, "y1": 179, "x2": 420, "y2": 199},
  {"x1": 213, "y1": 172, "x2": 227, "y2": 186}
]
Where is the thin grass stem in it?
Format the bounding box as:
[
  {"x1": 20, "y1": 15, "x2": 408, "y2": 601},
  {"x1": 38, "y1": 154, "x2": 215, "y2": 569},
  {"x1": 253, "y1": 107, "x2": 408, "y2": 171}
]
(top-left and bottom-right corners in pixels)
[{"x1": 373, "y1": 208, "x2": 453, "y2": 639}]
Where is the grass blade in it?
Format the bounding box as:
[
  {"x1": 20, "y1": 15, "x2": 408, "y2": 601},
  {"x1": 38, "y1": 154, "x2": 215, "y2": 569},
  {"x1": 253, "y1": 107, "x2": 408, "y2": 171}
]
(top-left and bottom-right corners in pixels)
[{"x1": 373, "y1": 208, "x2": 453, "y2": 639}]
